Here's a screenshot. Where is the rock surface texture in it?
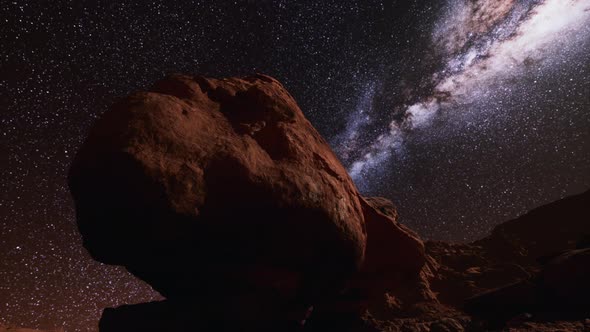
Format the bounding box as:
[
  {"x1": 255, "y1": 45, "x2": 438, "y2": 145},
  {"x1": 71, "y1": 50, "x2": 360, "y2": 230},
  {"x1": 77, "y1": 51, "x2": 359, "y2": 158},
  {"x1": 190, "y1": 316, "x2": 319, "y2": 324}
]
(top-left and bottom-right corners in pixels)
[{"x1": 69, "y1": 74, "x2": 589, "y2": 332}]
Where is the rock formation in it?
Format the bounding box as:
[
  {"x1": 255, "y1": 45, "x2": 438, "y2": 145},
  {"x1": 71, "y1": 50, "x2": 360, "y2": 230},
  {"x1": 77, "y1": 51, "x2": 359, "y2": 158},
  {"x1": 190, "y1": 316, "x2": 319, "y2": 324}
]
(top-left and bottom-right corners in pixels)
[{"x1": 68, "y1": 74, "x2": 425, "y2": 331}]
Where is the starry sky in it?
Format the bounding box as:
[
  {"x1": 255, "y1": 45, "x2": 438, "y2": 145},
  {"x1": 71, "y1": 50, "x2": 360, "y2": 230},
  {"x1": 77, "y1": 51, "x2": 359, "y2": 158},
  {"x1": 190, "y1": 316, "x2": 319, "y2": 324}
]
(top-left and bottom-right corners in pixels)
[{"x1": 1, "y1": 0, "x2": 589, "y2": 331}]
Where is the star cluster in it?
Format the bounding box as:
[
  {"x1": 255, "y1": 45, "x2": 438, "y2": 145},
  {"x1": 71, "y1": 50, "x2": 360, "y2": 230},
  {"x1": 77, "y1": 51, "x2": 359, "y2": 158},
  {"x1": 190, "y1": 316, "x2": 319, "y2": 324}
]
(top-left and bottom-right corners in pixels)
[{"x1": 1, "y1": 1, "x2": 589, "y2": 331}]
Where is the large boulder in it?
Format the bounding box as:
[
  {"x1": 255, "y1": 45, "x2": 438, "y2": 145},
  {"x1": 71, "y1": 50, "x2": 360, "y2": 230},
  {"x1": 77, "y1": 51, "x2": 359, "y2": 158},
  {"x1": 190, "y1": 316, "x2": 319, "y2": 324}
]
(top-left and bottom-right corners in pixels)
[{"x1": 69, "y1": 74, "x2": 368, "y2": 327}]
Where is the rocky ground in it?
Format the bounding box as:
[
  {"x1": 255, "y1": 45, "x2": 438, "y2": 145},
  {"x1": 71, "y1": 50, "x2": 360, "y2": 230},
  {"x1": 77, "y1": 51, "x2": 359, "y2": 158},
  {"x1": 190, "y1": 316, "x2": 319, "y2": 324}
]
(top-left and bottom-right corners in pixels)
[{"x1": 64, "y1": 74, "x2": 590, "y2": 331}]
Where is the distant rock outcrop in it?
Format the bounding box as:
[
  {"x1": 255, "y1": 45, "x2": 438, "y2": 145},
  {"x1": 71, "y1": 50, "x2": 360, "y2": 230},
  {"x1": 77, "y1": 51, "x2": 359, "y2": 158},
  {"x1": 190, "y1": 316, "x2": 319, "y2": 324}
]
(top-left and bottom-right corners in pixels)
[
  {"x1": 426, "y1": 190, "x2": 590, "y2": 331},
  {"x1": 427, "y1": 190, "x2": 590, "y2": 306},
  {"x1": 68, "y1": 74, "x2": 426, "y2": 331},
  {"x1": 465, "y1": 248, "x2": 590, "y2": 325},
  {"x1": 477, "y1": 189, "x2": 590, "y2": 263}
]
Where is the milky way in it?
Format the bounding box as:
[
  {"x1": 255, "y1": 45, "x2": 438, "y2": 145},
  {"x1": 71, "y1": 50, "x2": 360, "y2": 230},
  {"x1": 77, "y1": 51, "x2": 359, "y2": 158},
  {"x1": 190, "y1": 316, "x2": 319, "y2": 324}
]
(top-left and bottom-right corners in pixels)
[{"x1": 338, "y1": 0, "x2": 590, "y2": 187}]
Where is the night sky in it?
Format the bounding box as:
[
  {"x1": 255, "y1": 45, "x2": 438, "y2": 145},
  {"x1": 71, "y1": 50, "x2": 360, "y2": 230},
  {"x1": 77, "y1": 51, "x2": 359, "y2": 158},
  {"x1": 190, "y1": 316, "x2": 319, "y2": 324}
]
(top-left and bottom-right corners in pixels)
[{"x1": 1, "y1": 1, "x2": 589, "y2": 331}]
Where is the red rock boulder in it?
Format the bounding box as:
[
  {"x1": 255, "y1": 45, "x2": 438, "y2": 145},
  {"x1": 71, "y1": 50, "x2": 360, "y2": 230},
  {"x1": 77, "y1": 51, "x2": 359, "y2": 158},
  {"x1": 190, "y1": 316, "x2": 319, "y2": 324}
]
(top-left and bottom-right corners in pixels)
[{"x1": 68, "y1": 74, "x2": 367, "y2": 326}]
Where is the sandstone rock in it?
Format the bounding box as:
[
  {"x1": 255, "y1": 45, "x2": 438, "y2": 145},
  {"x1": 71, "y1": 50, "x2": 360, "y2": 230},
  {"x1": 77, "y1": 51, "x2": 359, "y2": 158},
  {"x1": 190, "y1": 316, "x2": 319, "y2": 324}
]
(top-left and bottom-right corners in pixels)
[
  {"x1": 359, "y1": 197, "x2": 427, "y2": 293},
  {"x1": 69, "y1": 74, "x2": 433, "y2": 331},
  {"x1": 363, "y1": 197, "x2": 398, "y2": 219},
  {"x1": 352, "y1": 191, "x2": 590, "y2": 331},
  {"x1": 69, "y1": 74, "x2": 368, "y2": 309},
  {"x1": 304, "y1": 197, "x2": 432, "y2": 332},
  {"x1": 68, "y1": 74, "x2": 377, "y2": 330},
  {"x1": 358, "y1": 197, "x2": 434, "y2": 317},
  {"x1": 360, "y1": 197, "x2": 424, "y2": 278}
]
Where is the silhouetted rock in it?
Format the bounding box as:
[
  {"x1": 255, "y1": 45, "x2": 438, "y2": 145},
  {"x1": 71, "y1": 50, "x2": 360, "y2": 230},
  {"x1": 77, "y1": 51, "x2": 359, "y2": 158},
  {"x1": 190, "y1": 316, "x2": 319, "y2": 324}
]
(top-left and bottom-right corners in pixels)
[
  {"x1": 465, "y1": 248, "x2": 590, "y2": 326},
  {"x1": 426, "y1": 240, "x2": 532, "y2": 306},
  {"x1": 357, "y1": 197, "x2": 434, "y2": 311},
  {"x1": 427, "y1": 190, "x2": 590, "y2": 330},
  {"x1": 541, "y1": 248, "x2": 590, "y2": 307},
  {"x1": 304, "y1": 197, "x2": 431, "y2": 331},
  {"x1": 69, "y1": 74, "x2": 366, "y2": 301},
  {"x1": 476, "y1": 189, "x2": 590, "y2": 264},
  {"x1": 69, "y1": 74, "x2": 431, "y2": 331},
  {"x1": 427, "y1": 190, "x2": 590, "y2": 307}
]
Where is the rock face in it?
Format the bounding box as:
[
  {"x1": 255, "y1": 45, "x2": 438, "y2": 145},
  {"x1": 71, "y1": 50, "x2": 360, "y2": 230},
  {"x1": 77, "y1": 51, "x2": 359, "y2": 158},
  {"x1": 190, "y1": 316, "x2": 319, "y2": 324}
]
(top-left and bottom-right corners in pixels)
[
  {"x1": 357, "y1": 197, "x2": 433, "y2": 309},
  {"x1": 303, "y1": 197, "x2": 432, "y2": 331},
  {"x1": 68, "y1": 74, "x2": 426, "y2": 330}
]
